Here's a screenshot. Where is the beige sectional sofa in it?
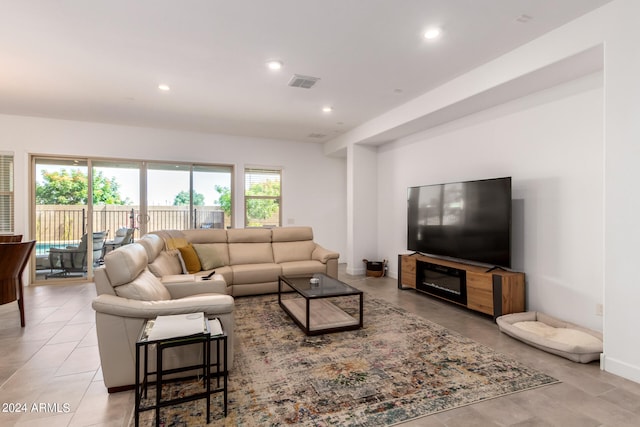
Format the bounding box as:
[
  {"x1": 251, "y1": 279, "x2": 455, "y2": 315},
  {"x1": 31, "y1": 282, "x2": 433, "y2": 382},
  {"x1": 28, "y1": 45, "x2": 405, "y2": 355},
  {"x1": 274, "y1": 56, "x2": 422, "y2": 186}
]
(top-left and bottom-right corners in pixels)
[
  {"x1": 149, "y1": 226, "x2": 340, "y2": 296},
  {"x1": 91, "y1": 226, "x2": 338, "y2": 392}
]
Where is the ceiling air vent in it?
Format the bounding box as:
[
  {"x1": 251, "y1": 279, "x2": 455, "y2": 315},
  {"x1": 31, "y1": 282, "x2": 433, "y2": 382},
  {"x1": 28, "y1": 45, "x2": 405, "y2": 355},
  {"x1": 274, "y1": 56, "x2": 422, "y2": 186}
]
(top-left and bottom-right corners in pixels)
[
  {"x1": 288, "y1": 74, "x2": 320, "y2": 89},
  {"x1": 307, "y1": 133, "x2": 327, "y2": 139}
]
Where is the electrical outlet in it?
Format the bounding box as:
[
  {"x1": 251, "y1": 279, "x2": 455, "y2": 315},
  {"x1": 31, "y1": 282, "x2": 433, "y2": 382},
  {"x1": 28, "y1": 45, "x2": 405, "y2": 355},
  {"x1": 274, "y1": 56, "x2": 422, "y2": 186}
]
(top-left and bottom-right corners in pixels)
[{"x1": 596, "y1": 304, "x2": 603, "y2": 316}]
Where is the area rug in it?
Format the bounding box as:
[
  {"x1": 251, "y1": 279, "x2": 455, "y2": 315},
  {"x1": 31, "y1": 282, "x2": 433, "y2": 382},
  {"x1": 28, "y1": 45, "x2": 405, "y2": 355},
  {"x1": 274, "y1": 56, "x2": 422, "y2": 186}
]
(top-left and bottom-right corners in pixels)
[{"x1": 135, "y1": 294, "x2": 559, "y2": 426}]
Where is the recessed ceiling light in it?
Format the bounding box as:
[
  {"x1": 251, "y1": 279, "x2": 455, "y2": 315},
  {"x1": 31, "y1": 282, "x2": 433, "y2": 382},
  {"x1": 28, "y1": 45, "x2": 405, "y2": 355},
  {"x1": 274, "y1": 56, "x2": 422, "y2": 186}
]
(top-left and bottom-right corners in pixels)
[
  {"x1": 322, "y1": 106, "x2": 333, "y2": 113},
  {"x1": 158, "y1": 84, "x2": 171, "y2": 91},
  {"x1": 266, "y1": 60, "x2": 283, "y2": 70},
  {"x1": 423, "y1": 27, "x2": 442, "y2": 40}
]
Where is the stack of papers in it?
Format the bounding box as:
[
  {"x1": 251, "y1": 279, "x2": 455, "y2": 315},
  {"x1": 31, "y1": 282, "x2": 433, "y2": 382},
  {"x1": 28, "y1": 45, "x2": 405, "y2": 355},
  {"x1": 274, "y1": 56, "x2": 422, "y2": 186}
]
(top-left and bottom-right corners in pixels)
[
  {"x1": 209, "y1": 318, "x2": 223, "y2": 336},
  {"x1": 148, "y1": 312, "x2": 206, "y2": 341}
]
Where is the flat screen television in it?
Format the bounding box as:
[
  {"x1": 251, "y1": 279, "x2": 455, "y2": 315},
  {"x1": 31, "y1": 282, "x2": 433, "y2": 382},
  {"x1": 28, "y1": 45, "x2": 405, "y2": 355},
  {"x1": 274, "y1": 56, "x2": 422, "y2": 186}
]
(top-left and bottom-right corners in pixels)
[{"x1": 407, "y1": 177, "x2": 512, "y2": 268}]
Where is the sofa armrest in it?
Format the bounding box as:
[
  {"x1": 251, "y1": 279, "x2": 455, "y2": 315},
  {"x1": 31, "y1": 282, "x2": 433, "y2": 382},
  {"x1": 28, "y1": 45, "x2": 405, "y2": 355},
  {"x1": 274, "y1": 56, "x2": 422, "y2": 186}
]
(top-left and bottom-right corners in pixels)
[
  {"x1": 312, "y1": 244, "x2": 340, "y2": 264},
  {"x1": 161, "y1": 274, "x2": 196, "y2": 284},
  {"x1": 92, "y1": 293, "x2": 234, "y2": 319},
  {"x1": 163, "y1": 275, "x2": 227, "y2": 298}
]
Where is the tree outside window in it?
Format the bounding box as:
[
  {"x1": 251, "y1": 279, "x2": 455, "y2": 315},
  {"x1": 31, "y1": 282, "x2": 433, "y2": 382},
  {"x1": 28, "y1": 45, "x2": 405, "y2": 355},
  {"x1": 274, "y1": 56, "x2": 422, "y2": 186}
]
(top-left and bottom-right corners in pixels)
[{"x1": 244, "y1": 168, "x2": 281, "y2": 227}]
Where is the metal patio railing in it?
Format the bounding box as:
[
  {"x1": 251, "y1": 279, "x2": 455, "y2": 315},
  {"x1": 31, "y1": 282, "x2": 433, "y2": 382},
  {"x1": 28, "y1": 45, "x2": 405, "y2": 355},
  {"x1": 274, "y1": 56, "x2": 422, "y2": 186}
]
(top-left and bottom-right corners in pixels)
[{"x1": 35, "y1": 205, "x2": 225, "y2": 257}]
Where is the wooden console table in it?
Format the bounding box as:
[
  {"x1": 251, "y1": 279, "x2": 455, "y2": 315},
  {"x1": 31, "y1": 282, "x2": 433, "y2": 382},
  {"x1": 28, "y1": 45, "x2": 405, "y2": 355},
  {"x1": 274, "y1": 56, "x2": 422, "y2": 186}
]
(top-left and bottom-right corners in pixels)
[{"x1": 398, "y1": 253, "x2": 525, "y2": 318}]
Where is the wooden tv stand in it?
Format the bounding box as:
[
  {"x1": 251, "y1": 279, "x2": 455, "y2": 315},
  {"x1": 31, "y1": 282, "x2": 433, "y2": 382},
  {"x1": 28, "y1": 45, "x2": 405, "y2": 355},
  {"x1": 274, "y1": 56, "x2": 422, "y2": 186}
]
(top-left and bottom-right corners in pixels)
[{"x1": 398, "y1": 253, "x2": 525, "y2": 318}]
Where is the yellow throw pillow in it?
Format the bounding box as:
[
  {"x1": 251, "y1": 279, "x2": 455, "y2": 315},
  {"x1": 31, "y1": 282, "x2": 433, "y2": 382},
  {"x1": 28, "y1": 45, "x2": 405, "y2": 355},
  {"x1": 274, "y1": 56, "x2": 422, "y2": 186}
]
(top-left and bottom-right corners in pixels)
[{"x1": 177, "y1": 244, "x2": 201, "y2": 273}]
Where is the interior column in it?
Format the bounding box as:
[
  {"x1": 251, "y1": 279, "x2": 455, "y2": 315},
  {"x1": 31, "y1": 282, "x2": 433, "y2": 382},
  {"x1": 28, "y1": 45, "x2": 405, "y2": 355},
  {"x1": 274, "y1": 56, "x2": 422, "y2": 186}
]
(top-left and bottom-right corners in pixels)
[{"x1": 346, "y1": 143, "x2": 378, "y2": 275}]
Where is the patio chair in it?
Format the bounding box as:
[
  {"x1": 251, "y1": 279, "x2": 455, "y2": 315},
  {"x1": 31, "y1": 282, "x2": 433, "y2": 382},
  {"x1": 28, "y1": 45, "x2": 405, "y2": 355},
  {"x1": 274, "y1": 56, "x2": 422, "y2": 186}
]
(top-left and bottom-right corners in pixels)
[
  {"x1": 0, "y1": 240, "x2": 36, "y2": 326},
  {"x1": 47, "y1": 231, "x2": 107, "y2": 278},
  {"x1": 104, "y1": 227, "x2": 134, "y2": 254}
]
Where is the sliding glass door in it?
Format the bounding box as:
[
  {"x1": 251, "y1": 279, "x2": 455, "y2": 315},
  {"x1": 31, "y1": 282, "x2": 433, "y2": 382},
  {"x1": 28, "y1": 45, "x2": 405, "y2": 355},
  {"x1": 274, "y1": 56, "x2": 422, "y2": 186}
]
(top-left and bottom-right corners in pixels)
[
  {"x1": 33, "y1": 157, "x2": 93, "y2": 281},
  {"x1": 92, "y1": 161, "x2": 141, "y2": 255},
  {"x1": 32, "y1": 156, "x2": 233, "y2": 283}
]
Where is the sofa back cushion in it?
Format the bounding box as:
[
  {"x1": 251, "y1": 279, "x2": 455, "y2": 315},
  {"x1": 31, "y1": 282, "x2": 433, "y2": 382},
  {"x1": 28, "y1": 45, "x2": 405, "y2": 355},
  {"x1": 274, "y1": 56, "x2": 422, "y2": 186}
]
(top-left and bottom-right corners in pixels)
[
  {"x1": 272, "y1": 241, "x2": 316, "y2": 263},
  {"x1": 193, "y1": 243, "x2": 229, "y2": 270},
  {"x1": 183, "y1": 229, "x2": 228, "y2": 244},
  {"x1": 148, "y1": 249, "x2": 184, "y2": 276},
  {"x1": 104, "y1": 243, "x2": 148, "y2": 287},
  {"x1": 229, "y1": 243, "x2": 274, "y2": 265},
  {"x1": 271, "y1": 227, "x2": 316, "y2": 263},
  {"x1": 138, "y1": 233, "x2": 165, "y2": 263},
  {"x1": 113, "y1": 269, "x2": 171, "y2": 301},
  {"x1": 226, "y1": 228, "x2": 274, "y2": 265},
  {"x1": 103, "y1": 243, "x2": 171, "y2": 301},
  {"x1": 271, "y1": 226, "x2": 313, "y2": 242},
  {"x1": 227, "y1": 228, "x2": 271, "y2": 243}
]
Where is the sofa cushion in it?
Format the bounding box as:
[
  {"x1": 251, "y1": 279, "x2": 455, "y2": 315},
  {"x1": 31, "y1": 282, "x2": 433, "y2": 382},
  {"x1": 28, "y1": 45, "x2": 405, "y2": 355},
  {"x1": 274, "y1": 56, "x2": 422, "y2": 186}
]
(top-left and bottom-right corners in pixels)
[
  {"x1": 193, "y1": 243, "x2": 229, "y2": 270},
  {"x1": 178, "y1": 244, "x2": 202, "y2": 273},
  {"x1": 231, "y1": 263, "x2": 281, "y2": 284},
  {"x1": 113, "y1": 269, "x2": 171, "y2": 301},
  {"x1": 272, "y1": 240, "x2": 315, "y2": 263},
  {"x1": 138, "y1": 234, "x2": 165, "y2": 263},
  {"x1": 183, "y1": 229, "x2": 228, "y2": 244},
  {"x1": 227, "y1": 228, "x2": 271, "y2": 243},
  {"x1": 228, "y1": 242, "x2": 274, "y2": 265},
  {"x1": 279, "y1": 260, "x2": 327, "y2": 276},
  {"x1": 104, "y1": 243, "x2": 148, "y2": 287},
  {"x1": 148, "y1": 249, "x2": 183, "y2": 276},
  {"x1": 271, "y1": 226, "x2": 313, "y2": 242}
]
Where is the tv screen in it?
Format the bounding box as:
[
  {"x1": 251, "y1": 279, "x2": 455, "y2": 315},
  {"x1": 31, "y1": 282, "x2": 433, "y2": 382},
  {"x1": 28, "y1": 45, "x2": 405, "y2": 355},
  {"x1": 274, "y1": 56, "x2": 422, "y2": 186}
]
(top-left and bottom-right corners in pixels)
[{"x1": 407, "y1": 177, "x2": 512, "y2": 268}]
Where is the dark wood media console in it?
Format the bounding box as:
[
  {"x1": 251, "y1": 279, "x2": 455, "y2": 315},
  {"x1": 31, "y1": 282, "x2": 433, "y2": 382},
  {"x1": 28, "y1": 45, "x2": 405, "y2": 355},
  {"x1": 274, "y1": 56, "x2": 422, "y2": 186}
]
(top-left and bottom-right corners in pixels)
[{"x1": 398, "y1": 253, "x2": 525, "y2": 318}]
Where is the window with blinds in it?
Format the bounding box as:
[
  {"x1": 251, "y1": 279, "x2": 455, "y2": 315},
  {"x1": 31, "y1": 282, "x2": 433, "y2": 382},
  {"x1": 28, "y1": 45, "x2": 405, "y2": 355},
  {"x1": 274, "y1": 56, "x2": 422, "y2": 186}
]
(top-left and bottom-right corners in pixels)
[
  {"x1": 244, "y1": 167, "x2": 281, "y2": 227},
  {"x1": 0, "y1": 153, "x2": 14, "y2": 233}
]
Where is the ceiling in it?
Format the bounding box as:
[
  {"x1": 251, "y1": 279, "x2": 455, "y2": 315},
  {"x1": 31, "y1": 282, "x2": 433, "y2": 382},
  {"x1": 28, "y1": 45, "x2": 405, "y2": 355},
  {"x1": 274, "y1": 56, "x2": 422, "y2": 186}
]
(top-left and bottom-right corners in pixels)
[{"x1": 0, "y1": 0, "x2": 613, "y2": 144}]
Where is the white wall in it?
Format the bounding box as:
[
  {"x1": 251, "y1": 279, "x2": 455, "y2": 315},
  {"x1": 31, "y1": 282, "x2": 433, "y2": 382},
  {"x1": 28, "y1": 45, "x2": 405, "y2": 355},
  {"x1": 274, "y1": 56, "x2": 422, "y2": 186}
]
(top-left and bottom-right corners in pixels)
[
  {"x1": 0, "y1": 114, "x2": 347, "y2": 277},
  {"x1": 377, "y1": 73, "x2": 604, "y2": 333},
  {"x1": 345, "y1": 144, "x2": 378, "y2": 275},
  {"x1": 339, "y1": 0, "x2": 640, "y2": 384},
  {"x1": 600, "y1": 0, "x2": 640, "y2": 383}
]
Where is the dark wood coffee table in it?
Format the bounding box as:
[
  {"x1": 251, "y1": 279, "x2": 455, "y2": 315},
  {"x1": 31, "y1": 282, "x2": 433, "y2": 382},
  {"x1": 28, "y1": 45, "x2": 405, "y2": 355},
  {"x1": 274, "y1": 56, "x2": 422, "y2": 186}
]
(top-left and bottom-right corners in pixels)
[{"x1": 278, "y1": 273, "x2": 363, "y2": 335}]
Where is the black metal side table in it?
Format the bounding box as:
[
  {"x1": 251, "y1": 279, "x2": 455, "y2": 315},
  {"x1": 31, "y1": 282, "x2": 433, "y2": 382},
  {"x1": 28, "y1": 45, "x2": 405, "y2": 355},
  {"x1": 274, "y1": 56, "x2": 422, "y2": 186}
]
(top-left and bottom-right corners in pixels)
[{"x1": 134, "y1": 315, "x2": 227, "y2": 427}]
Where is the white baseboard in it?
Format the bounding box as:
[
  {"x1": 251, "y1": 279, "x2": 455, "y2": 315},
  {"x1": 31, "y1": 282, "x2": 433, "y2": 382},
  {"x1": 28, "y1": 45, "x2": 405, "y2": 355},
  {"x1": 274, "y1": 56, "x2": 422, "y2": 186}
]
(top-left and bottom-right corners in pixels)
[
  {"x1": 346, "y1": 266, "x2": 366, "y2": 276},
  {"x1": 602, "y1": 354, "x2": 640, "y2": 384}
]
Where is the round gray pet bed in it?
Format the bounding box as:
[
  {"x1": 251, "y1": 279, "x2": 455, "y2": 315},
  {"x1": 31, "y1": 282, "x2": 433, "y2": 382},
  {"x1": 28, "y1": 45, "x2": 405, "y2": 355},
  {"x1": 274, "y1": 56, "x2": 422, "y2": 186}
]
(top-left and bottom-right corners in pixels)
[{"x1": 496, "y1": 311, "x2": 602, "y2": 363}]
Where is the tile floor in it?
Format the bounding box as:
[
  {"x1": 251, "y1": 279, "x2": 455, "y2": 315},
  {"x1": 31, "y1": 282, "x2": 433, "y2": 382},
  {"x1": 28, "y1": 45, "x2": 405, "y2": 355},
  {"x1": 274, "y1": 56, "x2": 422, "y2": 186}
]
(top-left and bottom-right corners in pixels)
[{"x1": 1, "y1": 271, "x2": 639, "y2": 426}]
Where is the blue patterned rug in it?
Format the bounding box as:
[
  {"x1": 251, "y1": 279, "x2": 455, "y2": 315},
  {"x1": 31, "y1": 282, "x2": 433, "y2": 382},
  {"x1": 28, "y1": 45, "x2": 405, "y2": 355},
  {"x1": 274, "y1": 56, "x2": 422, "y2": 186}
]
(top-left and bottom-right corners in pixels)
[{"x1": 135, "y1": 294, "x2": 559, "y2": 426}]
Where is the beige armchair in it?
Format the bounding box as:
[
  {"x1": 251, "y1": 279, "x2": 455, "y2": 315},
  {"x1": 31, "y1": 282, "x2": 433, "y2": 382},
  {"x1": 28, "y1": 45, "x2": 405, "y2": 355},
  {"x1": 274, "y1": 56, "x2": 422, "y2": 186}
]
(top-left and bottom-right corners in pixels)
[{"x1": 92, "y1": 241, "x2": 234, "y2": 392}]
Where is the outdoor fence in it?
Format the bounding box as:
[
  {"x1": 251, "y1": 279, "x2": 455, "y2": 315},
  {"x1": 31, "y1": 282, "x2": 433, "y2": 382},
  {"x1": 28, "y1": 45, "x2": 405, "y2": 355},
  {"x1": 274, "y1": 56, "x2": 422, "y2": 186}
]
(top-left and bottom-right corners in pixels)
[{"x1": 35, "y1": 205, "x2": 225, "y2": 256}]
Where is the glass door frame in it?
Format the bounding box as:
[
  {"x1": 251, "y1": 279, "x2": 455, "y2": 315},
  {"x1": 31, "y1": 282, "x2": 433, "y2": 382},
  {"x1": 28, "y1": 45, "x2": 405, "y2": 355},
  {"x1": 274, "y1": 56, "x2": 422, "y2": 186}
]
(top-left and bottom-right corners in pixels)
[
  {"x1": 31, "y1": 155, "x2": 234, "y2": 284},
  {"x1": 31, "y1": 155, "x2": 99, "y2": 283}
]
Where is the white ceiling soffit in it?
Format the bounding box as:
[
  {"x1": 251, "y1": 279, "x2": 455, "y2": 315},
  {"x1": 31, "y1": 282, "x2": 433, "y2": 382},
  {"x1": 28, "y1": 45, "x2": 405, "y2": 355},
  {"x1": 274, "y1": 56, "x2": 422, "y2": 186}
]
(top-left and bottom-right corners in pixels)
[
  {"x1": 0, "y1": 1, "x2": 613, "y2": 143},
  {"x1": 358, "y1": 45, "x2": 604, "y2": 147}
]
